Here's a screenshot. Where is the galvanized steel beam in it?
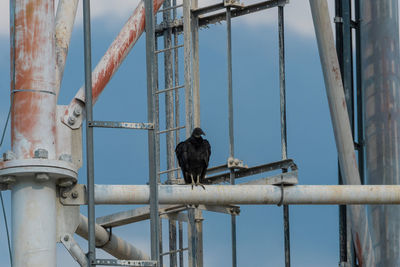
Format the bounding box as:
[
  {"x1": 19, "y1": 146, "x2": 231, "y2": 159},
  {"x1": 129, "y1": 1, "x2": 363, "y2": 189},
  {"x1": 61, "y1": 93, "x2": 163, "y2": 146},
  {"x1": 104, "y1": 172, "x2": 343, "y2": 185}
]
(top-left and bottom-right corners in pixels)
[
  {"x1": 76, "y1": 214, "x2": 151, "y2": 260},
  {"x1": 94, "y1": 184, "x2": 400, "y2": 205}
]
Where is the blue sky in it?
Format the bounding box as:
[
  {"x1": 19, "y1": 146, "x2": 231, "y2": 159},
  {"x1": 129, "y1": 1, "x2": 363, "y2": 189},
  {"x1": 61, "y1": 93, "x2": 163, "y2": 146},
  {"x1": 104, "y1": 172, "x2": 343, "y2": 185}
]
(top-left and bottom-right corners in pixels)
[{"x1": 0, "y1": 1, "x2": 345, "y2": 266}]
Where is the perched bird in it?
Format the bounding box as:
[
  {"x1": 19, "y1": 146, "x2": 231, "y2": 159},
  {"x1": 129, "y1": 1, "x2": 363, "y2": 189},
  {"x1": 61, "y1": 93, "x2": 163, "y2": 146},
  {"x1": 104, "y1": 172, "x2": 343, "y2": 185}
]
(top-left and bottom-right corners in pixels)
[{"x1": 175, "y1": 127, "x2": 211, "y2": 189}]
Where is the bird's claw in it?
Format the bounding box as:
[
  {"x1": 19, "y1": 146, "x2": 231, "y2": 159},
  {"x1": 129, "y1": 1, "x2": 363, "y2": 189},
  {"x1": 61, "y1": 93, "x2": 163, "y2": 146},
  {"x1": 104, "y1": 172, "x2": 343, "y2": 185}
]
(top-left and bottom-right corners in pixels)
[{"x1": 196, "y1": 183, "x2": 206, "y2": 190}]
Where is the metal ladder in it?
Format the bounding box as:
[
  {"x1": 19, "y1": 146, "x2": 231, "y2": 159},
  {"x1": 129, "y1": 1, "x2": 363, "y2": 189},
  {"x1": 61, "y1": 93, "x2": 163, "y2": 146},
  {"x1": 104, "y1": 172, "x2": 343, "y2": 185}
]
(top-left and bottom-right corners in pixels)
[{"x1": 152, "y1": 1, "x2": 199, "y2": 266}]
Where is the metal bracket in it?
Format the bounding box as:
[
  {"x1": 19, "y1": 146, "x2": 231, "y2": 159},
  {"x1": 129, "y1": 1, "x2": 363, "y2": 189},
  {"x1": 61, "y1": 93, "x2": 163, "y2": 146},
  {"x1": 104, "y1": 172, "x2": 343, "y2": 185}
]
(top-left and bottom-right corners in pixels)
[
  {"x1": 93, "y1": 259, "x2": 157, "y2": 266},
  {"x1": 61, "y1": 233, "x2": 88, "y2": 267},
  {"x1": 224, "y1": 0, "x2": 244, "y2": 8},
  {"x1": 227, "y1": 157, "x2": 247, "y2": 169},
  {"x1": 334, "y1": 16, "x2": 343, "y2": 23},
  {"x1": 60, "y1": 184, "x2": 86, "y2": 205},
  {"x1": 197, "y1": 204, "x2": 240, "y2": 216}
]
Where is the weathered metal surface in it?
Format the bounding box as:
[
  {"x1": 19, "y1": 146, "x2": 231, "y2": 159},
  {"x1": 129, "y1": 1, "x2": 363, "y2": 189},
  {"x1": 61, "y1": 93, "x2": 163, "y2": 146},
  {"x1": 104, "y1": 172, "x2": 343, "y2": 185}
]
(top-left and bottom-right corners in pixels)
[
  {"x1": 12, "y1": 0, "x2": 57, "y2": 160},
  {"x1": 63, "y1": 0, "x2": 165, "y2": 129},
  {"x1": 93, "y1": 184, "x2": 400, "y2": 205},
  {"x1": 94, "y1": 259, "x2": 157, "y2": 266},
  {"x1": 205, "y1": 159, "x2": 296, "y2": 184},
  {"x1": 156, "y1": 0, "x2": 287, "y2": 35},
  {"x1": 60, "y1": 183, "x2": 86, "y2": 205},
  {"x1": 76, "y1": 214, "x2": 151, "y2": 260},
  {"x1": 96, "y1": 204, "x2": 185, "y2": 227},
  {"x1": 241, "y1": 171, "x2": 297, "y2": 185},
  {"x1": 360, "y1": 1, "x2": 400, "y2": 266},
  {"x1": 12, "y1": 178, "x2": 57, "y2": 267},
  {"x1": 56, "y1": 106, "x2": 83, "y2": 169},
  {"x1": 61, "y1": 233, "x2": 88, "y2": 267},
  {"x1": 10, "y1": 1, "x2": 58, "y2": 266},
  {"x1": 89, "y1": 121, "x2": 154, "y2": 130},
  {"x1": 183, "y1": 0, "x2": 193, "y2": 137},
  {"x1": 55, "y1": 0, "x2": 79, "y2": 98},
  {"x1": 309, "y1": 1, "x2": 375, "y2": 265},
  {"x1": 56, "y1": 197, "x2": 80, "y2": 242}
]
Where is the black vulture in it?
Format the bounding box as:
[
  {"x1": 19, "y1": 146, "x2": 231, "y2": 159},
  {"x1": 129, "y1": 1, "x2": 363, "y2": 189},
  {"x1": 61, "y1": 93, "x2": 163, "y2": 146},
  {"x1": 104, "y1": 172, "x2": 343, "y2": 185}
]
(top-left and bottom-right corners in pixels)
[{"x1": 175, "y1": 127, "x2": 211, "y2": 189}]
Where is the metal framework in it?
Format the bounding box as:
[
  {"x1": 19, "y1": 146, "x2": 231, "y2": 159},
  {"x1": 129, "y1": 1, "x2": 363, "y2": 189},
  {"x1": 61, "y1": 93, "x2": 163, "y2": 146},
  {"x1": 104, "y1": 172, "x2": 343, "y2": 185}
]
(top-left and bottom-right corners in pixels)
[{"x1": 1, "y1": 0, "x2": 399, "y2": 267}]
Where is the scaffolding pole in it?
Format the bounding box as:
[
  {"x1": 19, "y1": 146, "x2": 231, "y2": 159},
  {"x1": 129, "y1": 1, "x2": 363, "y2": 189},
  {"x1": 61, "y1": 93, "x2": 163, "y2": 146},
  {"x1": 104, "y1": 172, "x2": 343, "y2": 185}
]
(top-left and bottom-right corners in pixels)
[{"x1": 93, "y1": 184, "x2": 400, "y2": 205}]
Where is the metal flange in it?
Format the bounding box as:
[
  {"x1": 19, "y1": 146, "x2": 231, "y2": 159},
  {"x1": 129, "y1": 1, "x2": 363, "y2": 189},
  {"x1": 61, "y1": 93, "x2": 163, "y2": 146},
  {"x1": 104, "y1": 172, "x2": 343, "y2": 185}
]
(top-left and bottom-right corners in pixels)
[{"x1": 0, "y1": 158, "x2": 78, "y2": 189}]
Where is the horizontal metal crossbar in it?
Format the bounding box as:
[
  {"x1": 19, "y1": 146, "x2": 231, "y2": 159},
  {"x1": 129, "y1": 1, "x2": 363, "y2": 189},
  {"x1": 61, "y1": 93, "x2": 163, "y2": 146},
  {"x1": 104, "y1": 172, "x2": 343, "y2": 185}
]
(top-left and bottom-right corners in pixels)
[
  {"x1": 205, "y1": 159, "x2": 297, "y2": 184},
  {"x1": 96, "y1": 205, "x2": 185, "y2": 228},
  {"x1": 88, "y1": 121, "x2": 154, "y2": 130},
  {"x1": 157, "y1": 125, "x2": 185, "y2": 134},
  {"x1": 155, "y1": 0, "x2": 286, "y2": 35},
  {"x1": 158, "y1": 167, "x2": 180, "y2": 175},
  {"x1": 93, "y1": 259, "x2": 157, "y2": 266},
  {"x1": 155, "y1": 84, "x2": 184, "y2": 94},
  {"x1": 158, "y1": 4, "x2": 183, "y2": 13},
  {"x1": 192, "y1": 2, "x2": 225, "y2": 16},
  {"x1": 155, "y1": 44, "x2": 184, "y2": 54},
  {"x1": 160, "y1": 247, "x2": 188, "y2": 257}
]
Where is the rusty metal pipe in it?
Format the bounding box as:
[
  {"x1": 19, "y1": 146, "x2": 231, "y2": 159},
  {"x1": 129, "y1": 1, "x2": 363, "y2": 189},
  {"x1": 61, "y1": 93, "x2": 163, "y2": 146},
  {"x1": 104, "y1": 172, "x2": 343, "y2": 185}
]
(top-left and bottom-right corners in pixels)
[
  {"x1": 55, "y1": 0, "x2": 79, "y2": 98},
  {"x1": 94, "y1": 184, "x2": 400, "y2": 205},
  {"x1": 63, "y1": 0, "x2": 165, "y2": 129},
  {"x1": 11, "y1": 1, "x2": 58, "y2": 266},
  {"x1": 76, "y1": 214, "x2": 150, "y2": 260}
]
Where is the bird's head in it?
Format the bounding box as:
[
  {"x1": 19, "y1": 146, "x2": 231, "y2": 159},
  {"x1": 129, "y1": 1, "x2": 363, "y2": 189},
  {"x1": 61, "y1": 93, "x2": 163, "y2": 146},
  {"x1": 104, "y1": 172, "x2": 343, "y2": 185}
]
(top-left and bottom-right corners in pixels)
[{"x1": 192, "y1": 127, "x2": 205, "y2": 138}]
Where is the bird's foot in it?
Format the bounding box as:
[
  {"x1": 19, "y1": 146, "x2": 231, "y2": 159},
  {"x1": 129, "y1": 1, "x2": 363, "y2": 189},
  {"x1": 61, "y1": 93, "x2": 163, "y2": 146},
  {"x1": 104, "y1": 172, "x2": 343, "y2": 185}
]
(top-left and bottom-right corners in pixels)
[
  {"x1": 196, "y1": 182, "x2": 206, "y2": 190},
  {"x1": 191, "y1": 183, "x2": 195, "y2": 190}
]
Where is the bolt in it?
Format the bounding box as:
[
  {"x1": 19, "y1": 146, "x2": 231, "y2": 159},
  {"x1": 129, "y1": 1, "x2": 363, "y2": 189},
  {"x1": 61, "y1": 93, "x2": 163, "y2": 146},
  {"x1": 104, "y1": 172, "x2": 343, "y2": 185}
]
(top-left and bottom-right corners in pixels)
[
  {"x1": 34, "y1": 148, "x2": 48, "y2": 159},
  {"x1": 1, "y1": 176, "x2": 16, "y2": 184},
  {"x1": 73, "y1": 106, "x2": 82, "y2": 117},
  {"x1": 3, "y1": 150, "x2": 15, "y2": 161},
  {"x1": 35, "y1": 173, "x2": 50, "y2": 182},
  {"x1": 63, "y1": 235, "x2": 69, "y2": 242},
  {"x1": 71, "y1": 191, "x2": 79, "y2": 199},
  {"x1": 68, "y1": 116, "x2": 76, "y2": 125},
  {"x1": 61, "y1": 192, "x2": 68, "y2": 198},
  {"x1": 58, "y1": 178, "x2": 74, "y2": 188}
]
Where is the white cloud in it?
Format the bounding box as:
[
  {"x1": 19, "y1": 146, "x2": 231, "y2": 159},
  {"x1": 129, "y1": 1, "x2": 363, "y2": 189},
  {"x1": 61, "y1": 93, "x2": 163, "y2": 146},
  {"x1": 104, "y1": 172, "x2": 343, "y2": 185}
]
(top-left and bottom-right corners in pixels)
[{"x1": 0, "y1": 1, "x2": 335, "y2": 38}]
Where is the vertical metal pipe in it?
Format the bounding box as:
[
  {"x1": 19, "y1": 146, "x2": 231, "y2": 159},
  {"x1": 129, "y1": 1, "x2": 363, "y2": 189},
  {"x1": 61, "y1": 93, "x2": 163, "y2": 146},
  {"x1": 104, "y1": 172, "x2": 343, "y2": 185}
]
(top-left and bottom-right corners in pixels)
[
  {"x1": 82, "y1": 0, "x2": 96, "y2": 265},
  {"x1": 360, "y1": 1, "x2": 400, "y2": 266},
  {"x1": 183, "y1": 0, "x2": 193, "y2": 137},
  {"x1": 226, "y1": 6, "x2": 237, "y2": 267},
  {"x1": 192, "y1": 0, "x2": 200, "y2": 128},
  {"x1": 145, "y1": 0, "x2": 160, "y2": 262},
  {"x1": 334, "y1": 1, "x2": 353, "y2": 264},
  {"x1": 309, "y1": 1, "x2": 375, "y2": 265},
  {"x1": 11, "y1": 0, "x2": 57, "y2": 266},
  {"x1": 187, "y1": 208, "x2": 196, "y2": 267},
  {"x1": 278, "y1": 6, "x2": 290, "y2": 267},
  {"x1": 163, "y1": 0, "x2": 176, "y2": 182},
  {"x1": 178, "y1": 221, "x2": 184, "y2": 267},
  {"x1": 173, "y1": 0, "x2": 181, "y2": 179},
  {"x1": 169, "y1": 220, "x2": 178, "y2": 267}
]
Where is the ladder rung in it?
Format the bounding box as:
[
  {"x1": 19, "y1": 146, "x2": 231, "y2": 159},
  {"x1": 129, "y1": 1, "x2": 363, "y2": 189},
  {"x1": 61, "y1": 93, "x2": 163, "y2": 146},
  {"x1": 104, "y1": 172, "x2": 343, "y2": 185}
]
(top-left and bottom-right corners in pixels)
[
  {"x1": 158, "y1": 4, "x2": 183, "y2": 13},
  {"x1": 93, "y1": 259, "x2": 157, "y2": 266},
  {"x1": 155, "y1": 85, "x2": 184, "y2": 94},
  {"x1": 159, "y1": 167, "x2": 181, "y2": 175},
  {"x1": 88, "y1": 121, "x2": 154, "y2": 130},
  {"x1": 157, "y1": 125, "x2": 185, "y2": 134},
  {"x1": 160, "y1": 247, "x2": 188, "y2": 257},
  {"x1": 155, "y1": 44, "x2": 184, "y2": 54}
]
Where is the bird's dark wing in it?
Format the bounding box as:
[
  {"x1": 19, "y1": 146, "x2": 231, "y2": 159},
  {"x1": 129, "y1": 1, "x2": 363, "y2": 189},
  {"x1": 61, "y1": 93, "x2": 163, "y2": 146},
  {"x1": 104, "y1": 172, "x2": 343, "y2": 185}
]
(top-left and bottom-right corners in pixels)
[
  {"x1": 199, "y1": 139, "x2": 211, "y2": 183},
  {"x1": 175, "y1": 141, "x2": 191, "y2": 184},
  {"x1": 203, "y1": 139, "x2": 211, "y2": 166}
]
